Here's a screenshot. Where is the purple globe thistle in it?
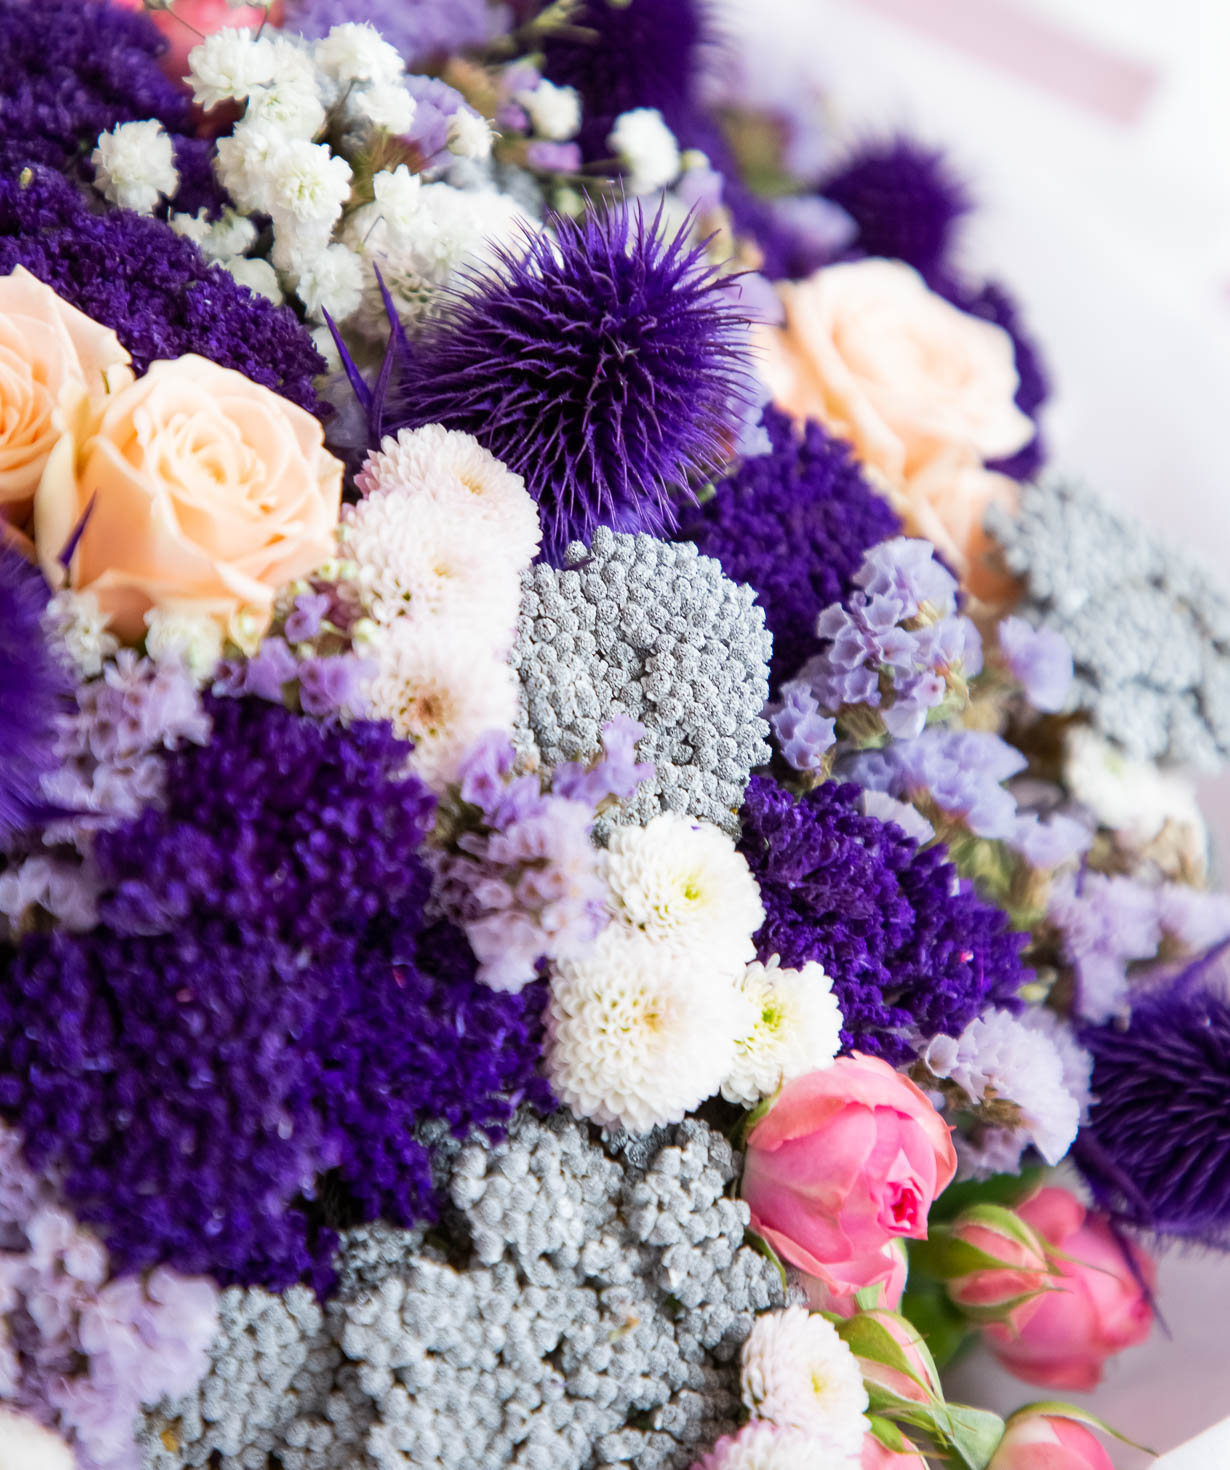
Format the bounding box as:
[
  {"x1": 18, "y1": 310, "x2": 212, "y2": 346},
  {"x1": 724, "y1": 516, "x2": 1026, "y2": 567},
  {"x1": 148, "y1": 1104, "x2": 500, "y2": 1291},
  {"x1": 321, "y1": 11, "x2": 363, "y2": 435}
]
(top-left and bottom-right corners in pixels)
[
  {"x1": 1076, "y1": 946, "x2": 1230, "y2": 1249},
  {"x1": 0, "y1": 546, "x2": 66, "y2": 842},
  {"x1": 386, "y1": 203, "x2": 753, "y2": 561},
  {"x1": 0, "y1": 168, "x2": 326, "y2": 416},
  {"x1": 679, "y1": 406, "x2": 900, "y2": 686},
  {"x1": 0, "y1": 698, "x2": 552, "y2": 1289},
  {"x1": 818, "y1": 137, "x2": 972, "y2": 285},
  {"x1": 738, "y1": 775, "x2": 1029, "y2": 1062}
]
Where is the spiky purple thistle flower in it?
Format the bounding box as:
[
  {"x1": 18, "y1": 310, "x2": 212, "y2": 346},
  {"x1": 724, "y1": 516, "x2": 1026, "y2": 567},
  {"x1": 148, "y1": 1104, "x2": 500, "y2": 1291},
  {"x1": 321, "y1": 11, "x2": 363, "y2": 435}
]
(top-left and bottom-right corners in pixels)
[
  {"x1": 0, "y1": 546, "x2": 65, "y2": 842},
  {"x1": 385, "y1": 203, "x2": 753, "y2": 561},
  {"x1": 1076, "y1": 945, "x2": 1230, "y2": 1249}
]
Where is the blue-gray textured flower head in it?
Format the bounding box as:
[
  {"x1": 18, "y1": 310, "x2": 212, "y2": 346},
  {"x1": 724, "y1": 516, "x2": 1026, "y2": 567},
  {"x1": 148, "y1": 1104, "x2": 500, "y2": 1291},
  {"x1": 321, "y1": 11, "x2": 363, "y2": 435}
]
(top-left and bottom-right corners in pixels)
[{"x1": 387, "y1": 201, "x2": 754, "y2": 562}]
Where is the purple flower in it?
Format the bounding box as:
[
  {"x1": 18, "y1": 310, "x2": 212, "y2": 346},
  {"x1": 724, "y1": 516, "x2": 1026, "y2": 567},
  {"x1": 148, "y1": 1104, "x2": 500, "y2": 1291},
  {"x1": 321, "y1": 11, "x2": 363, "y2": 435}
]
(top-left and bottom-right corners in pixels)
[
  {"x1": 769, "y1": 684, "x2": 836, "y2": 773},
  {"x1": 679, "y1": 407, "x2": 900, "y2": 686},
  {"x1": 284, "y1": 0, "x2": 504, "y2": 65},
  {"x1": 998, "y1": 615, "x2": 1073, "y2": 712},
  {"x1": 1048, "y1": 870, "x2": 1163, "y2": 1022},
  {"x1": 551, "y1": 715, "x2": 653, "y2": 808},
  {"x1": 0, "y1": 547, "x2": 65, "y2": 842},
  {"x1": 403, "y1": 74, "x2": 471, "y2": 161},
  {"x1": 386, "y1": 202, "x2": 753, "y2": 561},
  {"x1": 738, "y1": 775, "x2": 1029, "y2": 1062},
  {"x1": 526, "y1": 140, "x2": 583, "y2": 174},
  {"x1": 284, "y1": 591, "x2": 332, "y2": 643}
]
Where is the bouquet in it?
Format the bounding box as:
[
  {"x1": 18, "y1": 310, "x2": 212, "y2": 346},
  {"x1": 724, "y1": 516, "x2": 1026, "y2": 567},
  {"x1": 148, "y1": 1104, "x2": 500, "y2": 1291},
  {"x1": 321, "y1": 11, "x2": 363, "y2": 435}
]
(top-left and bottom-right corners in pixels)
[{"x1": 0, "y1": 2, "x2": 1226, "y2": 1467}]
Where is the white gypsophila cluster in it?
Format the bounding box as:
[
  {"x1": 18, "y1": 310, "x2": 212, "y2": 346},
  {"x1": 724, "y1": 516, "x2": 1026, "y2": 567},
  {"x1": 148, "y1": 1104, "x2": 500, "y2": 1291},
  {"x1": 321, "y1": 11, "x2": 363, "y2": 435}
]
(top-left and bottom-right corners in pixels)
[
  {"x1": 169, "y1": 207, "x2": 259, "y2": 265},
  {"x1": 90, "y1": 120, "x2": 178, "y2": 215},
  {"x1": 0, "y1": 1408, "x2": 75, "y2": 1470},
  {"x1": 609, "y1": 108, "x2": 682, "y2": 194},
  {"x1": 517, "y1": 79, "x2": 581, "y2": 141},
  {"x1": 739, "y1": 1307, "x2": 868, "y2": 1454},
  {"x1": 546, "y1": 925, "x2": 751, "y2": 1133},
  {"x1": 143, "y1": 609, "x2": 225, "y2": 685},
  {"x1": 143, "y1": 1113, "x2": 785, "y2": 1470},
  {"x1": 447, "y1": 108, "x2": 494, "y2": 161},
  {"x1": 43, "y1": 591, "x2": 118, "y2": 679},
  {"x1": 1064, "y1": 726, "x2": 1205, "y2": 858},
  {"x1": 721, "y1": 958, "x2": 844, "y2": 1108},
  {"x1": 186, "y1": 29, "x2": 278, "y2": 111},
  {"x1": 290, "y1": 241, "x2": 365, "y2": 321},
  {"x1": 602, "y1": 813, "x2": 764, "y2": 979},
  {"x1": 223, "y1": 255, "x2": 283, "y2": 304}
]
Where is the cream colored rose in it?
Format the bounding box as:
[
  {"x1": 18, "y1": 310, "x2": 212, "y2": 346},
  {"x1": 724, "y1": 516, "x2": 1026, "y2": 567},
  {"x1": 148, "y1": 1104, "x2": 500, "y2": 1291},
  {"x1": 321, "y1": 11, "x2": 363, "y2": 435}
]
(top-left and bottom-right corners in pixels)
[
  {"x1": 35, "y1": 355, "x2": 342, "y2": 640},
  {"x1": 0, "y1": 266, "x2": 132, "y2": 522},
  {"x1": 757, "y1": 259, "x2": 1035, "y2": 486},
  {"x1": 904, "y1": 450, "x2": 1020, "y2": 604}
]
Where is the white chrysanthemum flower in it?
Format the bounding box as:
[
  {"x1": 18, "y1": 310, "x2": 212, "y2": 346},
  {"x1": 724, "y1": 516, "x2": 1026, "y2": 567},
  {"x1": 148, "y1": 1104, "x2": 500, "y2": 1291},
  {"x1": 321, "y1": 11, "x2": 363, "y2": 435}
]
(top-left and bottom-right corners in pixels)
[
  {"x1": 741, "y1": 1306, "x2": 869, "y2": 1453},
  {"x1": 356, "y1": 425, "x2": 542, "y2": 567},
  {"x1": 721, "y1": 957, "x2": 843, "y2": 1106},
  {"x1": 447, "y1": 108, "x2": 494, "y2": 160},
  {"x1": 0, "y1": 1407, "x2": 75, "y2": 1470},
  {"x1": 699, "y1": 1421, "x2": 857, "y2": 1470},
  {"x1": 352, "y1": 80, "x2": 417, "y2": 135},
  {"x1": 545, "y1": 927, "x2": 745, "y2": 1132},
  {"x1": 608, "y1": 107, "x2": 681, "y2": 194},
  {"x1": 223, "y1": 256, "x2": 283, "y2": 304},
  {"x1": 314, "y1": 22, "x2": 404, "y2": 86},
  {"x1": 1065, "y1": 725, "x2": 1204, "y2": 854},
  {"x1": 340, "y1": 488, "x2": 522, "y2": 647},
  {"x1": 90, "y1": 121, "x2": 178, "y2": 215},
  {"x1": 187, "y1": 30, "x2": 276, "y2": 111},
  {"x1": 517, "y1": 79, "x2": 581, "y2": 142},
  {"x1": 292, "y1": 241, "x2": 364, "y2": 322},
  {"x1": 268, "y1": 139, "x2": 353, "y2": 229},
  {"x1": 366, "y1": 623, "x2": 520, "y2": 788},
  {"x1": 44, "y1": 591, "x2": 118, "y2": 679},
  {"x1": 144, "y1": 609, "x2": 224, "y2": 684},
  {"x1": 602, "y1": 813, "x2": 764, "y2": 979}
]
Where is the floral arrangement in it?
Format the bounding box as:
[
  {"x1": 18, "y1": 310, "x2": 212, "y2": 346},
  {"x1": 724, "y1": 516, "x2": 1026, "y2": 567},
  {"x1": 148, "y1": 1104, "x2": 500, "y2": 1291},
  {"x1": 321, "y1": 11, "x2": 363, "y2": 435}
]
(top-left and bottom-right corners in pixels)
[{"x1": 0, "y1": 2, "x2": 1226, "y2": 1469}]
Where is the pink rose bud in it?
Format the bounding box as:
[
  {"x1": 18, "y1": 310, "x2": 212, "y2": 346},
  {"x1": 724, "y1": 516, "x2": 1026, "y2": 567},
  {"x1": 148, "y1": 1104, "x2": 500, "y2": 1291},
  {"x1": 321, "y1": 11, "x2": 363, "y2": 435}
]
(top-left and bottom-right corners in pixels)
[
  {"x1": 946, "y1": 1202, "x2": 1052, "y2": 1322},
  {"x1": 846, "y1": 1308, "x2": 942, "y2": 1408},
  {"x1": 988, "y1": 1413, "x2": 1115, "y2": 1470},
  {"x1": 983, "y1": 1187, "x2": 1154, "y2": 1392},
  {"x1": 862, "y1": 1430, "x2": 930, "y2": 1469},
  {"x1": 742, "y1": 1055, "x2": 957, "y2": 1313},
  {"x1": 799, "y1": 1236, "x2": 908, "y2": 1317}
]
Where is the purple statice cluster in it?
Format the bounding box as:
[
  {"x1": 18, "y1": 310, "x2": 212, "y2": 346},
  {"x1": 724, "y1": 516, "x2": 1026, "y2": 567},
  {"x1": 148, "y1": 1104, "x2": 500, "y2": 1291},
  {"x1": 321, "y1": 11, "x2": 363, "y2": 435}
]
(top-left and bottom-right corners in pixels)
[
  {"x1": 0, "y1": 698, "x2": 553, "y2": 1290},
  {"x1": 0, "y1": 168, "x2": 326, "y2": 415},
  {"x1": 386, "y1": 202, "x2": 753, "y2": 561},
  {"x1": 0, "y1": 547, "x2": 64, "y2": 844},
  {"x1": 679, "y1": 406, "x2": 901, "y2": 687},
  {"x1": 0, "y1": 1122, "x2": 217, "y2": 1470},
  {"x1": 769, "y1": 684, "x2": 836, "y2": 776},
  {"x1": 0, "y1": 0, "x2": 218, "y2": 212},
  {"x1": 782, "y1": 536, "x2": 983, "y2": 745},
  {"x1": 738, "y1": 775, "x2": 1029, "y2": 1062},
  {"x1": 437, "y1": 718, "x2": 653, "y2": 992},
  {"x1": 996, "y1": 615, "x2": 1074, "y2": 713},
  {"x1": 1077, "y1": 948, "x2": 1230, "y2": 1249},
  {"x1": 284, "y1": 0, "x2": 504, "y2": 65}
]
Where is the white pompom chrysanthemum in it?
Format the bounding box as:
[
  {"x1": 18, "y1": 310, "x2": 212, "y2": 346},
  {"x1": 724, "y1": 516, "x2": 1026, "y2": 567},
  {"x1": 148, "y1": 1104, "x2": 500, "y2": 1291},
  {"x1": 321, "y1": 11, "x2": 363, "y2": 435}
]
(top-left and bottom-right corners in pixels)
[
  {"x1": 357, "y1": 425, "x2": 542, "y2": 567},
  {"x1": 740, "y1": 1306, "x2": 869, "y2": 1454},
  {"x1": 545, "y1": 927, "x2": 745, "y2": 1132},
  {"x1": 721, "y1": 957, "x2": 844, "y2": 1106},
  {"x1": 695, "y1": 1421, "x2": 858, "y2": 1470},
  {"x1": 602, "y1": 813, "x2": 764, "y2": 980}
]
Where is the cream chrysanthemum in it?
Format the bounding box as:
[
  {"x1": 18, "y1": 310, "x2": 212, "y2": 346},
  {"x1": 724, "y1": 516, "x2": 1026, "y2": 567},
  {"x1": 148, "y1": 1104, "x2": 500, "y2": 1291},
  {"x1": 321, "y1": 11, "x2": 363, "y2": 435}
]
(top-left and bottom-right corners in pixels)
[
  {"x1": 366, "y1": 623, "x2": 520, "y2": 788},
  {"x1": 356, "y1": 425, "x2": 542, "y2": 568},
  {"x1": 740, "y1": 1307, "x2": 869, "y2": 1454},
  {"x1": 721, "y1": 957, "x2": 844, "y2": 1107},
  {"x1": 694, "y1": 1421, "x2": 857, "y2": 1470},
  {"x1": 601, "y1": 813, "x2": 764, "y2": 980},
  {"x1": 545, "y1": 926, "x2": 745, "y2": 1132}
]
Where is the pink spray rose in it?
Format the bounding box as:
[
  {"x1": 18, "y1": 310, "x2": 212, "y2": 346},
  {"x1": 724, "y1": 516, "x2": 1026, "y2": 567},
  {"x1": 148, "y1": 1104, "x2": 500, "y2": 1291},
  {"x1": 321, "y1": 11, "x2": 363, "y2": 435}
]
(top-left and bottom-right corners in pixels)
[
  {"x1": 988, "y1": 1413, "x2": 1115, "y2": 1470},
  {"x1": 861, "y1": 1431, "x2": 930, "y2": 1470},
  {"x1": 798, "y1": 1236, "x2": 907, "y2": 1316},
  {"x1": 983, "y1": 1187, "x2": 1154, "y2": 1391},
  {"x1": 945, "y1": 1204, "x2": 1051, "y2": 1321},
  {"x1": 741, "y1": 1056, "x2": 956, "y2": 1315}
]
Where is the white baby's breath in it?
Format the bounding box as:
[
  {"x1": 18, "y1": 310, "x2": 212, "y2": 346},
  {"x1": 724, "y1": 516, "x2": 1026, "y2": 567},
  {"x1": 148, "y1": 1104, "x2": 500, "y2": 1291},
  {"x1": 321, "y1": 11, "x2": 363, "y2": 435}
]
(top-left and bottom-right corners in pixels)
[
  {"x1": 91, "y1": 121, "x2": 178, "y2": 215},
  {"x1": 608, "y1": 107, "x2": 681, "y2": 193}
]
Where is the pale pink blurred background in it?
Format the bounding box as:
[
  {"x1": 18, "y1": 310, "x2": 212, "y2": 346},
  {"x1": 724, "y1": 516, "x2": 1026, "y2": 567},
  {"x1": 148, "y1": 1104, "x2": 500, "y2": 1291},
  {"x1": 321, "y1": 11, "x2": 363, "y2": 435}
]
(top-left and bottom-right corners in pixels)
[{"x1": 719, "y1": 0, "x2": 1230, "y2": 1461}]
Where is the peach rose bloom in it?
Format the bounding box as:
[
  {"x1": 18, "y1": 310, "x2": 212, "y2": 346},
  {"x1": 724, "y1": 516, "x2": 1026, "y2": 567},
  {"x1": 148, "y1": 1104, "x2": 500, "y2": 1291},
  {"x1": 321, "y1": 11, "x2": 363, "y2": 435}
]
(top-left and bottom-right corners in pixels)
[
  {"x1": 755, "y1": 258, "x2": 1035, "y2": 597},
  {"x1": 35, "y1": 355, "x2": 342, "y2": 640},
  {"x1": 0, "y1": 267, "x2": 132, "y2": 527}
]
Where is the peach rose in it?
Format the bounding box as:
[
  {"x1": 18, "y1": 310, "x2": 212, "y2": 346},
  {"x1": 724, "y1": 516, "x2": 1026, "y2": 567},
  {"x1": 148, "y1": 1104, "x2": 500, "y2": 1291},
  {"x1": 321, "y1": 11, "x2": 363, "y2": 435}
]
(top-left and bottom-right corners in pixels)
[
  {"x1": 0, "y1": 267, "x2": 132, "y2": 527},
  {"x1": 755, "y1": 259, "x2": 1035, "y2": 595},
  {"x1": 35, "y1": 354, "x2": 342, "y2": 640}
]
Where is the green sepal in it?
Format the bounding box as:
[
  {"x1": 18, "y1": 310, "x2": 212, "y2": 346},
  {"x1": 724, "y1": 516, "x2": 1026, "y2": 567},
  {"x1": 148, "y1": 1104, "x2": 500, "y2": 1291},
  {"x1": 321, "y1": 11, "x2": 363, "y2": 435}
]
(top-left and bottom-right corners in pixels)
[
  {"x1": 734, "y1": 1089, "x2": 778, "y2": 1149},
  {"x1": 930, "y1": 1167, "x2": 1046, "y2": 1225},
  {"x1": 835, "y1": 1313, "x2": 937, "y2": 1394},
  {"x1": 1005, "y1": 1401, "x2": 1155, "y2": 1456},
  {"x1": 942, "y1": 1404, "x2": 1008, "y2": 1470},
  {"x1": 867, "y1": 1415, "x2": 911, "y2": 1454}
]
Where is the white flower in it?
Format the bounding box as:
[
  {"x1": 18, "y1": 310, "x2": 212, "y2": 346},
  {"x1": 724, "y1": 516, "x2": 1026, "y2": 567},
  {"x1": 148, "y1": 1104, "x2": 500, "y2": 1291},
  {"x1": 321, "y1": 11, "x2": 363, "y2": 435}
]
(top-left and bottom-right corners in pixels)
[
  {"x1": 517, "y1": 79, "x2": 581, "y2": 141},
  {"x1": 246, "y1": 76, "x2": 327, "y2": 139},
  {"x1": 721, "y1": 957, "x2": 844, "y2": 1107},
  {"x1": 1065, "y1": 725, "x2": 1205, "y2": 854},
  {"x1": 601, "y1": 813, "x2": 764, "y2": 979},
  {"x1": 741, "y1": 1306, "x2": 868, "y2": 1453},
  {"x1": 700, "y1": 1421, "x2": 858, "y2": 1470},
  {"x1": 90, "y1": 121, "x2": 178, "y2": 215},
  {"x1": 314, "y1": 22, "x2": 403, "y2": 87},
  {"x1": 144, "y1": 609, "x2": 224, "y2": 684},
  {"x1": 44, "y1": 591, "x2": 118, "y2": 679},
  {"x1": 214, "y1": 117, "x2": 286, "y2": 215},
  {"x1": 352, "y1": 81, "x2": 417, "y2": 136},
  {"x1": 292, "y1": 241, "x2": 364, "y2": 322},
  {"x1": 223, "y1": 256, "x2": 283, "y2": 304},
  {"x1": 447, "y1": 109, "x2": 493, "y2": 161},
  {"x1": 186, "y1": 29, "x2": 276, "y2": 111},
  {"x1": 366, "y1": 623, "x2": 520, "y2": 788},
  {"x1": 170, "y1": 208, "x2": 258, "y2": 263},
  {"x1": 356, "y1": 425, "x2": 541, "y2": 567},
  {"x1": 311, "y1": 324, "x2": 342, "y2": 372},
  {"x1": 608, "y1": 107, "x2": 681, "y2": 194},
  {"x1": 545, "y1": 926, "x2": 744, "y2": 1132},
  {"x1": 0, "y1": 1407, "x2": 76, "y2": 1470},
  {"x1": 267, "y1": 140, "x2": 353, "y2": 229},
  {"x1": 369, "y1": 165, "x2": 423, "y2": 238}
]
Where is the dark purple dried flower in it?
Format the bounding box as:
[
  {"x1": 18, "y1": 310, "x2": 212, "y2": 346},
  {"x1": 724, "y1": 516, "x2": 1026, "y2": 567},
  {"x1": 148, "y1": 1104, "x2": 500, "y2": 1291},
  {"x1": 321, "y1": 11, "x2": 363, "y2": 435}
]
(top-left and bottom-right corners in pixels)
[
  {"x1": 0, "y1": 168, "x2": 326, "y2": 416},
  {"x1": 386, "y1": 202, "x2": 752, "y2": 560},
  {"x1": 679, "y1": 406, "x2": 900, "y2": 685},
  {"x1": 738, "y1": 775, "x2": 1029, "y2": 1062},
  {"x1": 1077, "y1": 946, "x2": 1230, "y2": 1249},
  {"x1": 818, "y1": 137, "x2": 972, "y2": 285},
  {"x1": 0, "y1": 698, "x2": 551, "y2": 1289},
  {"x1": 0, "y1": 547, "x2": 65, "y2": 842}
]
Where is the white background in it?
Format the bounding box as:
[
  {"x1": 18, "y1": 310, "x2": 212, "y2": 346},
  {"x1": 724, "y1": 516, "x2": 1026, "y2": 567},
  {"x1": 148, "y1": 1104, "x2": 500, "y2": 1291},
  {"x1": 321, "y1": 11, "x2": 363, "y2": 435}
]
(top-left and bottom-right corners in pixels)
[{"x1": 718, "y1": 0, "x2": 1230, "y2": 1460}]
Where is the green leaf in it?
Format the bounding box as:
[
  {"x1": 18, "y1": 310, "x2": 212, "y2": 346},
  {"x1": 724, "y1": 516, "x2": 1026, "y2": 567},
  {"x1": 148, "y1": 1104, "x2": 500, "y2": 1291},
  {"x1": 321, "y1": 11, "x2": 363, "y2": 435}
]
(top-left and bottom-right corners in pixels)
[
  {"x1": 1005, "y1": 1401, "x2": 1156, "y2": 1455},
  {"x1": 867, "y1": 1416, "x2": 911, "y2": 1454},
  {"x1": 836, "y1": 1315, "x2": 932, "y2": 1390},
  {"x1": 930, "y1": 1167, "x2": 1047, "y2": 1224},
  {"x1": 943, "y1": 1405, "x2": 1007, "y2": 1470},
  {"x1": 899, "y1": 1284, "x2": 974, "y2": 1372}
]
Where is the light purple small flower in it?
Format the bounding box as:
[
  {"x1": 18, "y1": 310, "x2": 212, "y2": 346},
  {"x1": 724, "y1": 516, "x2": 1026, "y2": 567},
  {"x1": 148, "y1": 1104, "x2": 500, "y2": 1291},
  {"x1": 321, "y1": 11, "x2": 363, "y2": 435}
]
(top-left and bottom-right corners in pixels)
[
  {"x1": 998, "y1": 615, "x2": 1073, "y2": 713},
  {"x1": 284, "y1": 590, "x2": 332, "y2": 643},
  {"x1": 526, "y1": 140, "x2": 582, "y2": 174},
  {"x1": 770, "y1": 683, "x2": 836, "y2": 772}
]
